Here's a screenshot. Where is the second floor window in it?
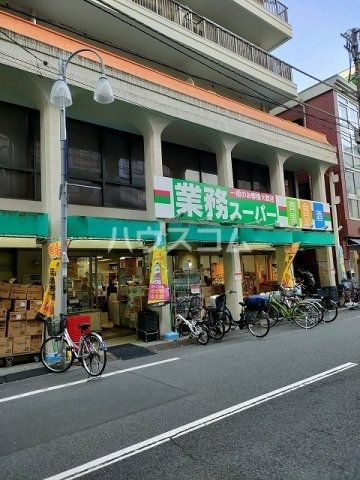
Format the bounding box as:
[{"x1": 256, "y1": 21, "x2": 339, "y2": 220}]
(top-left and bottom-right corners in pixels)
[
  {"x1": 232, "y1": 160, "x2": 270, "y2": 193},
  {"x1": 162, "y1": 142, "x2": 218, "y2": 185},
  {"x1": 67, "y1": 119, "x2": 145, "y2": 210},
  {"x1": 0, "y1": 101, "x2": 40, "y2": 201}
]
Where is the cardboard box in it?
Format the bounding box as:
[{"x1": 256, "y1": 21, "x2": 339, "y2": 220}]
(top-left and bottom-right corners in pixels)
[
  {"x1": 8, "y1": 320, "x2": 26, "y2": 337},
  {"x1": 29, "y1": 300, "x2": 42, "y2": 310},
  {"x1": 0, "y1": 309, "x2": 7, "y2": 322},
  {"x1": 12, "y1": 336, "x2": 31, "y2": 354},
  {"x1": 13, "y1": 300, "x2": 27, "y2": 312},
  {"x1": 0, "y1": 338, "x2": 12, "y2": 356},
  {"x1": 10, "y1": 284, "x2": 28, "y2": 300},
  {"x1": 26, "y1": 285, "x2": 43, "y2": 300},
  {"x1": 9, "y1": 312, "x2": 25, "y2": 322},
  {"x1": 26, "y1": 310, "x2": 38, "y2": 320},
  {"x1": 0, "y1": 299, "x2": 11, "y2": 310},
  {"x1": 0, "y1": 283, "x2": 11, "y2": 299},
  {"x1": 26, "y1": 320, "x2": 43, "y2": 336},
  {"x1": 0, "y1": 321, "x2": 6, "y2": 338},
  {"x1": 30, "y1": 335, "x2": 42, "y2": 352}
]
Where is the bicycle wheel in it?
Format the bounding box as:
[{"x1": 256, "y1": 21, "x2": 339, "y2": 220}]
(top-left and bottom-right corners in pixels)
[
  {"x1": 207, "y1": 320, "x2": 225, "y2": 341},
  {"x1": 81, "y1": 333, "x2": 107, "y2": 376},
  {"x1": 322, "y1": 299, "x2": 338, "y2": 323},
  {"x1": 338, "y1": 294, "x2": 346, "y2": 308},
  {"x1": 312, "y1": 301, "x2": 324, "y2": 323},
  {"x1": 194, "y1": 323, "x2": 209, "y2": 345},
  {"x1": 292, "y1": 302, "x2": 319, "y2": 329},
  {"x1": 40, "y1": 336, "x2": 73, "y2": 373},
  {"x1": 267, "y1": 304, "x2": 279, "y2": 327},
  {"x1": 247, "y1": 311, "x2": 270, "y2": 338},
  {"x1": 218, "y1": 310, "x2": 232, "y2": 334}
]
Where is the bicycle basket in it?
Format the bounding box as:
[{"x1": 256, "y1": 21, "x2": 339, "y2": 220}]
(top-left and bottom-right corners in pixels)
[
  {"x1": 46, "y1": 317, "x2": 65, "y2": 336},
  {"x1": 244, "y1": 295, "x2": 268, "y2": 311}
]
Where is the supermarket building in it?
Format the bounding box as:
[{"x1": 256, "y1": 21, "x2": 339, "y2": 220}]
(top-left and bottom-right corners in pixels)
[{"x1": 0, "y1": 1, "x2": 337, "y2": 339}]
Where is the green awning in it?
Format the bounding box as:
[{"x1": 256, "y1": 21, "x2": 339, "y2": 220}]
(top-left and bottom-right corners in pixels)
[
  {"x1": 68, "y1": 216, "x2": 161, "y2": 240},
  {"x1": 167, "y1": 223, "x2": 238, "y2": 243},
  {"x1": 292, "y1": 230, "x2": 335, "y2": 247},
  {"x1": 0, "y1": 210, "x2": 48, "y2": 237},
  {"x1": 238, "y1": 228, "x2": 293, "y2": 245}
]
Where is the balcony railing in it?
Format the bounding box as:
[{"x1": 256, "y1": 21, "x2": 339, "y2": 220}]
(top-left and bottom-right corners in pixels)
[
  {"x1": 131, "y1": 0, "x2": 292, "y2": 81},
  {"x1": 253, "y1": 0, "x2": 288, "y2": 23}
]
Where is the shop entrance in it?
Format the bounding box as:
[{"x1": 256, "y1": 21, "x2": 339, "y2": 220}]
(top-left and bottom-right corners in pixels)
[
  {"x1": 241, "y1": 251, "x2": 277, "y2": 296},
  {"x1": 67, "y1": 251, "x2": 149, "y2": 343}
]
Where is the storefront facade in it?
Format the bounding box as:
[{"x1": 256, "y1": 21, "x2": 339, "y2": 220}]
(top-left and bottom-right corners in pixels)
[{"x1": 0, "y1": 10, "x2": 338, "y2": 341}]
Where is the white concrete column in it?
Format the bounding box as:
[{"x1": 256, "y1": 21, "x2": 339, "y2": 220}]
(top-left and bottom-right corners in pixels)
[
  {"x1": 142, "y1": 115, "x2": 172, "y2": 337},
  {"x1": 268, "y1": 150, "x2": 290, "y2": 197},
  {"x1": 40, "y1": 100, "x2": 62, "y2": 316},
  {"x1": 223, "y1": 244, "x2": 243, "y2": 320},
  {"x1": 310, "y1": 163, "x2": 336, "y2": 288},
  {"x1": 142, "y1": 115, "x2": 170, "y2": 219},
  {"x1": 214, "y1": 137, "x2": 238, "y2": 187}
]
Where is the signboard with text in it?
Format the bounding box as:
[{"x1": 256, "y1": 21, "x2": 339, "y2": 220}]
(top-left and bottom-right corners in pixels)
[{"x1": 154, "y1": 176, "x2": 332, "y2": 231}]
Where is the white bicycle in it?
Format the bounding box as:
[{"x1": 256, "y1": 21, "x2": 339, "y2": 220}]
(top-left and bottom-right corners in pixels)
[
  {"x1": 175, "y1": 295, "x2": 209, "y2": 345},
  {"x1": 40, "y1": 314, "x2": 107, "y2": 376}
]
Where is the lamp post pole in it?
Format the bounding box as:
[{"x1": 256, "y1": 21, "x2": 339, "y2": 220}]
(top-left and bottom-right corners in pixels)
[{"x1": 50, "y1": 49, "x2": 114, "y2": 319}]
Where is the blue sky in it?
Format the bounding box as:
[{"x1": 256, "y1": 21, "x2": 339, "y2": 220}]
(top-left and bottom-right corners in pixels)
[{"x1": 274, "y1": 0, "x2": 359, "y2": 91}]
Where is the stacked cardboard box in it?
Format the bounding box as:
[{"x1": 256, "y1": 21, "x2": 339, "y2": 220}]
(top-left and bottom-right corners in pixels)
[{"x1": 0, "y1": 282, "x2": 44, "y2": 357}]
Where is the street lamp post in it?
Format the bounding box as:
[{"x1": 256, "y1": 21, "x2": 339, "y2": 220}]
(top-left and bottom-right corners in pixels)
[{"x1": 50, "y1": 49, "x2": 114, "y2": 318}]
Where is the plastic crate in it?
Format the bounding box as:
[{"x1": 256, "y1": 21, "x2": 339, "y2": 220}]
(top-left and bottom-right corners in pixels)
[{"x1": 67, "y1": 315, "x2": 91, "y2": 343}]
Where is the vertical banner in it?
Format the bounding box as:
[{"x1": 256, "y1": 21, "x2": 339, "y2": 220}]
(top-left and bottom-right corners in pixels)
[
  {"x1": 36, "y1": 241, "x2": 62, "y2": 320},
  {"x1": 148, "y1": 234, "x2": 170, "y2": 306},
  {"x1": 281, "y1": 243, "x2": 300, "y2": 288},
  {"x1": 37, "y1": 259, "x2": 60, "y2": 319}
]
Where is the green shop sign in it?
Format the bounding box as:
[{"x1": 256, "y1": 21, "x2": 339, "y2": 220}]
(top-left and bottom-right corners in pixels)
[{"x1": 153, "y1": 176, "x2": 332, "y2": 231}]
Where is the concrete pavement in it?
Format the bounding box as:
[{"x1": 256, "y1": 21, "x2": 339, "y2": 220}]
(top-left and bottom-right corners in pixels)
[{"x1": 0, "y1": 309, "x2": 359, "y2": 479}]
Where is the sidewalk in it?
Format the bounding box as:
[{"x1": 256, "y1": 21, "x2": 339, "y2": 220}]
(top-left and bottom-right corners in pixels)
[{"x1": 0, "y1": 335, "x2": 193, "y2": 384}]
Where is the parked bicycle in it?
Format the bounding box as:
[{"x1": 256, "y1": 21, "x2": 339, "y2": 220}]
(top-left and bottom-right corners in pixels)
[
  {"x1": 211, "y1": 291, "x2": 270, "y2": 338},
  {"x1": 40, "y1": 314, "x2": 107, "y2": 376},
  {"x1": 174, "y1": 295, "x2": 209, "y2": 345},
  {"x1": 267, "y1": 288, "x2": 320, "y2": 329},
  {"x1": 338, "y1": 279, "x2": 360, "y2": 307}
]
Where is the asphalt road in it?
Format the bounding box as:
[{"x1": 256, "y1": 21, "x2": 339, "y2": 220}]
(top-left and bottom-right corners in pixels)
[{"x1": 1, "y1": 309, "x2": 360, "y2": 479}]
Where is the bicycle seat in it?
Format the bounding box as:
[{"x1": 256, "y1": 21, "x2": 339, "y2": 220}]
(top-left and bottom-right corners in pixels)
[
  {"x1": 78, "y1": 323, "x2": 90, "y2": 330},
  {"x1": 239, "y1": 302, "x2": 245, "y2": 306}
]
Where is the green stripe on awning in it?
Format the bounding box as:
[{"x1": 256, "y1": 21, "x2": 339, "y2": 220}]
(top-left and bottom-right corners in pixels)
[
  {"x1": 238, "y1": 228, "x2": 293, "y2": 245},
  {"x1": 154, "y1": 195, "x2": 171, "y2": 204},
  {"x1": 167, "y1": 223, "x2": 238, "y2": 243},
  {"x1": 292, "y1": 230, "x2": 335, "y2": 247},
  {"x1": 68, "y1": 216, "x2": 161, "y2": 241},
  {"x1": 0, "y1": 210, "x2": 48, "y2": 237}
]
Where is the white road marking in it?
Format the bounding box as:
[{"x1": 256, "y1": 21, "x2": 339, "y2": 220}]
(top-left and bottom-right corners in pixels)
[
  {"x1": 43, "y1": 362, "x2": 357, "y2": 480},
  {"x1": 0, "y1": 358, "x2": 179, "y2": 404}
]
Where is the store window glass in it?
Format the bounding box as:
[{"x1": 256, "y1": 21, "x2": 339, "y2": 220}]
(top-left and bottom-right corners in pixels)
[
  {"x1": 67, "y1": 119, "x2": 145, "y2": 210},
  {"x1": 0, "y1": 101, "x2": 40, "y2": 200},
  {"x1": 349, "y1": 199, "x2": 360, "y2": 219},
  {"x1": 284, "y1": 170, "x2": 296, "y2": 197},
  {"x1": 162, "y1": 142, "x2": 217, "y2": 184},
  {"x1": 233, "y1": 159, "x2": 270, "y2": 193},
  {"x1": 346, "y1": 171, "x2": 355, "y2": 195}
]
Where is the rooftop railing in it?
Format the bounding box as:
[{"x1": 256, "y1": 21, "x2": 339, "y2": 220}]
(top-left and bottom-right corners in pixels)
[
  {"x1": 253, "y1": 0, "x2": 288, "y2": 23},
  {"x1": 131, "y1": 0, "x2": 292, "y2": 81}
]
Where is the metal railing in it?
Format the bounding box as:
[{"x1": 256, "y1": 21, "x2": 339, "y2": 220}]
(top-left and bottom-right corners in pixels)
[
  {"x1": 131, "y1": 0, "x2": 292, "y2": 81},
  {"x1": 253, "y1": 0, "x2": 288, "y2": 22}
]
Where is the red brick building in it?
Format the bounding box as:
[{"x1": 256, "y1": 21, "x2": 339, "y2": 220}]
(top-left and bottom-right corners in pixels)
[{"x1": 273, "y1": 75, "x2": 360, "y2": 281}]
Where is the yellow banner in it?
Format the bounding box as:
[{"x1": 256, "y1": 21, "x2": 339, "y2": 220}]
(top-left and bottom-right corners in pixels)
[
  {"x1": 281, "y1": 243, "x2": 300, "y2": 288},
  {"x1": 148, "y1": 234, "x2": 170, "y2": 306},
  {"x1": 37, "y1": 259, "x2": 60, "y2": 319}
]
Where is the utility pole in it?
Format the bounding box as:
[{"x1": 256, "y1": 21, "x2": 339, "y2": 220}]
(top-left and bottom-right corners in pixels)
[
  {"x1": 342, "y1": 28, "x2": 360, "y2": 146},
  {"x1": 329, "y1": 172, "x2": 345, "y2": 282}
]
